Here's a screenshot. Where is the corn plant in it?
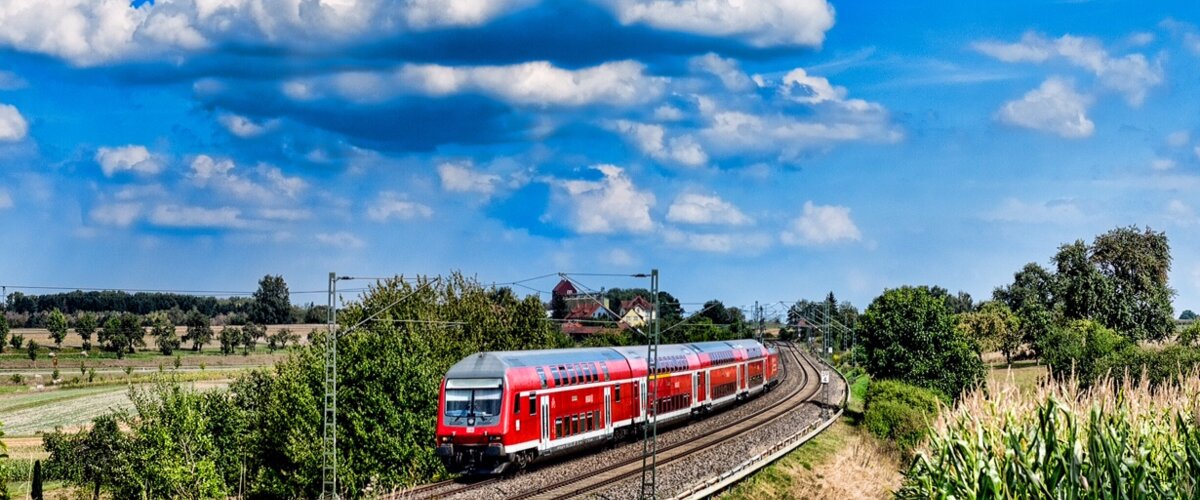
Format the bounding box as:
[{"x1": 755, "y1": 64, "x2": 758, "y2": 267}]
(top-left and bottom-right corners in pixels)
[{"x1": 898, "y1": 369, "x2": 1200, "y2": 499}]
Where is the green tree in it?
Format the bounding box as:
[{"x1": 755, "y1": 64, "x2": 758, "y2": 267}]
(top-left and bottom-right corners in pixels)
[
  {"x1": 75, "y1": 312, "x2": 97, "y2": 351},
  {"x1": 859, "y1": 286, "x2": 986, "y2": 399},
  {"x1": 99, "y1": 314, "x2": 143, "y2": 359},
  {"x1": 1038, "y1": 319, "x2": 1126, "y2": 383},
  {"x1": 242, "y1": 323, "x2": 265, "y2": 354},
  {"x1": 0, "y1": 314, "x2": 8, "y2": 353},
  {"x1": 8, "y1": 333, "x2": 23, "y2": 351},
  {"x1": 1181, "y1": 310, "x2": 1197, "y2": 320},
  {"x1": 218, "y1": 326, "x2": 241, "y2": 356},
  {"x1": 44, "y1": 413, "x2": 131, "y2": 500},
  {"x1": 46, "y1": 309, "x2": 69, "y2": 349},
  {"x1": 1089, "y1": 226, "x2": 1175, "y2": 342},
  {"x1": 1177, "y1": 321, "x2": 1200, "y2": 347},
  {"x1": 26, "y1": 339, "x2": 38, "y2": 363},
  {"x1": 1053, "y1": 240, "x2": 1110, "y2": 321},
  {"x1": 994, "y1": 262, "x2": 1057, "y2": 356},
  {"x1": 183, "y1": 310, "x2": 213, "y2": 352},
  {"x1": 956, "y1": 301, "x2": 1021, "y2": 364},
  {"x1": 150, "y1": 312, "x2": 179, "y2": 356},
  {"x1": 251, "y1": 275, "x2": 291, "y2": 325}
]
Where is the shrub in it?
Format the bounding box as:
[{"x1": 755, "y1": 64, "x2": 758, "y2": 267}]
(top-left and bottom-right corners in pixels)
[
  {"x1": 1095, "y1": 345, "x2": 1200, "y2": 387},
  {"x1": 1038, "y1": 319, "x2": 1126, "y2": 384},
  {"x1": 862, "y1": 379, "x2": 942, "y2": 455}
]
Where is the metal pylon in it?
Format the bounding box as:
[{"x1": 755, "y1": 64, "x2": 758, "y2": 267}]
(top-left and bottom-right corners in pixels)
[
  {"x1": 639, "y1": 269, "x2": 660, "y2": 499},
  {"x1": 322, "y1": 272, "x2": 339, "y2": 499}
]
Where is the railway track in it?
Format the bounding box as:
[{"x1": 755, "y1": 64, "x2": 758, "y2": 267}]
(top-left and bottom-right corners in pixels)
[
  {"x1": 398, "y1": 342, "x2": 818, "y2": 500},
  {"x1": 506, "y1": 344, "x2": 821, "y2": 500}
]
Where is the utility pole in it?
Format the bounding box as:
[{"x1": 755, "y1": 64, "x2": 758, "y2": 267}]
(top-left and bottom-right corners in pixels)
[
  {"x1": 639, "y1": 269, "x2": 660, "y2": 499},
  {"x1": 322, "y1": 272, "x2": 339, "y2": 500}
]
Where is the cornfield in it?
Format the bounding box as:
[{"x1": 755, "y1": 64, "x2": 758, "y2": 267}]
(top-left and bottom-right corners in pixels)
[{"x1": 898, "y1": 369, "x2": 1200, "y2": 499}]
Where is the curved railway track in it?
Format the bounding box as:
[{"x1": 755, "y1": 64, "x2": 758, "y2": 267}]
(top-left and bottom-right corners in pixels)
[
  {"x1": 506, "y1": 343, "x2": 821, "y2": 500},
  {"x1": 397, "y1": 342, "x2": 820, "y2": 500}
]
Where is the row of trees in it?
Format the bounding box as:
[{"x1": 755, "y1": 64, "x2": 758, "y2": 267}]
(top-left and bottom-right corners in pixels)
[{"x1": 43, "y1": 273, "x2": 569, "y2": 498}]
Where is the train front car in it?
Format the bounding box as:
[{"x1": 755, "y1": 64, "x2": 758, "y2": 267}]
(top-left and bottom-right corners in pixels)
[{"x1": 435, "y1": 352, "x2": 515, "y2": 475}]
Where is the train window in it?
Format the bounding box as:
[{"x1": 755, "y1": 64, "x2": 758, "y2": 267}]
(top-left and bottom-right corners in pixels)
[
  {"x1": 555, "y1": 418, "x2": 562, "y2": 438},
  {"x1": 600, "y1": 363, "x2": 610, "y2": 381},
  {"x1": 536, "y1": 367, "x2": 548, "y2": 389},
  {"x1": 571, "y1": 415, "x2": 578, "y2": 435},
  {"x1": 514, "y1": 393, "x2": 521, "y2": 414},
  {"x1": 582, "y1": 363, "x2": 591, "y2": 383},
  {"x1": 587, "y1": 412, "x2": 594, "y2": 431},
  {"x1": 615, "y1": 384, "x2": 621, "y2": 402},
  {"x1": 530, "y1": 395, "x2": 537, "y2": 416},
  {"x1": 551, "y1": 367, "x2": 561, "y2": 386}
]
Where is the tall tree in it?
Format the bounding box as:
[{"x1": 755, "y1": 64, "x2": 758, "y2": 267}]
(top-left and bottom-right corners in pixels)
[
  {"x1": 100, "y1": 314, "x2": 143, "y2": 359},
  {"x1": 0, "y1": 314, "x2": 8, "y2": 353},
  {"x1": 183, "y1": 310, "x2": 213, "y2": 352},
  {"x1": 31, "y1": 460, "x2": 42, "y2": 500},
  {"x1": 75, "y1": 312, "x2": 97, "y2": 351},
  {"x1": 859, "y1": 286, "x2": 986, "y2": 399},
  {"x1": 1053, "y1": 240, "x2": 1110, "y2": 321},
  {"x1": 1181, "y1": 310, "x2": 1197, "y2": 320},
  {"x1": 956, "y1": 301, "x2": 1021, "y2": 365},
  {"x1": 46, "y1": 309, "x2": 69, "y2": 349},
  {"x1": 1089, "y1": 226, "x2": 1174, "y2": 341},
  {"x1": 994, "y1": 262, "x2": 1057, "y2": 354},
  {"x1": 149, "y1": 312, "x2": 179, "y2": 355},
  {"x1": 251, "y1": 275, "x2": 291, "y2": 325}
]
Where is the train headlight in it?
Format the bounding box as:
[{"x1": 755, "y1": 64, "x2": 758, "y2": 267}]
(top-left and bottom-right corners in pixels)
[
  {"x1": 440, "y1": 436, "x2": 452, "y2": 443},
  {"x1": 488, "y1": 435, "x2": 502, "y2": 442}
]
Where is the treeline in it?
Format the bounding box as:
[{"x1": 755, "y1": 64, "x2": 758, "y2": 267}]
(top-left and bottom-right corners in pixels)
[
  {"x1": 2, "y1": 275, "x2": 329, "y2": 328},
  {"x1": 41, "y1": 273, "x2": 568, "y2": 498}
]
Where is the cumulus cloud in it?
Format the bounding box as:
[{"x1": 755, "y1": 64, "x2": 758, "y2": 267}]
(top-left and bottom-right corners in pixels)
[
  {"x1": 1167, "y1": 130, "x2": 1191, "y2": 148},
  {"x1": 604, "y1": 0, "x2": 835, "y2": 47},
  {"x1": 0, "y1": 103, "x2": 28, "y2": 142},
  {"x1": 997, "y1": 78, "x2": 1094, "y2": 138},
  {"x1": 366, "y1": 192, "x2": 433, "y2": 221},
  {"x1": 609, "y1": 120, "x2": 707, "y2": 167},
  {"x1": 313, "y1": 60, "x2": 665, "y2": 107},
  {"x1": 690, "y1": 53, "x2": 754, "y2": 91},
  {"x1": 780, "y1": 201, "x2": 861, "y2": 246},
  {"x1": 982, "y1": 198, "x2": 1084, "y2": 224},
  {"x1": 557, "y1": 165, "x2": 655, "y2": 234},
  {"x1": 0, "y1": 0, "x2": 534, "y2": 66},
  {"x1": 149, "y1": 204, "x2": 247, "y2": 228},
  {"x1": 95, "y1": 145, "x2": 163, "y2": 176},
  {"x1": 1151, "y1": 158, "x2": 1176, "y2": 171},
  {"x1": 189, "y1": 155, "x2": 305, "y2": 200},
  {"x1": 218, "y1": 113, "x2": 275, "y2": 138},
  {"x1": 315, "y1": 231, "x2": 366, "y2": 249},
  {"x1": 437, "y1": 161, "x2": 501, "y2": 195},
  {"x1": 666, "y1": 193, "x2": 751, "y2": 225},
  {"x1": 974, "y1": 32, "x2": 1163, "y2": 105},
  {"x1": 90, "y1": 203, "x2": 142, "y2": 227}
]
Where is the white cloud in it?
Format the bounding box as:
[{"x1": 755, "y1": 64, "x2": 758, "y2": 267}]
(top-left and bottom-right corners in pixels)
[
  {"x1": 653, "y1": 105, "x2": 685, "y2": 121},
  {"x1": 0, "y1": 71, "x2": 26, "y2": 90},
  {"x1": 1167, "y1": 130, "x2": 1191, "y2": 148},
  {"x1": 609, "y1": 120, "x2": 708, "y2": 167},
  {"x1": 699, "y1": 108, "x2": 900, "y2": 160},
  {"x1": 149, "y1": 204, "x2": 246, "y2": 228},
  {"x1": 189, "y1": 155, "x2": 305, "y2": 200},
  {"x1": 663, "y1": 229, "x2": 771, "y2": 253},
  {"x1": 437, "y1": 161, "x2": 501, "y2": 195},
  {"x1": 982, "y1": 198, "x2": 1084, "y2": 224},
  {"x1": 316, "y1": 60, "x2": 665, "y2": 107},
  {"x1": 997, "y1": 78, "x2": 1094, "y2": 138},
  {"x1": 974, "y1": 32, "x2": 1163, "y2": 106},
  {"x1": 0, "y1": 103, "x2": 28, "y2": 142},
  {"x1": 780, "y1": 201, "x2": 861, "y2": 246},
  {"x1": 605, "y1": 248, "x2": 636, "y2": 266},
  {"x1": 781, "y1": 68, "x2": 845, "y2": 104},
  {"x1": 95, "y1": 145, "x2": 163, "y2": 176},
  {"x1": 259, "y1": 208, "x2": 311, "y2": 221},
  {"x1": 1167, "y1": 200, "x2": 1197, "y2": 225},
  {"x1": 557, "y1": 165, "x2": 655, "y2": 234},
  {"x1": 0, "y1": 190, "x2": 11, "y2": 210},
  {"x1": 218, "y1": 113, "x2": 275, "y2": 138},
  {"x1": 690, "y1": 53, "x2": 754, "y2": 91},
  {"x1": 604, "y1": 0, "x2": 835, "y2": 48},
  {"x1": 315, "y1": 231, "x2": 366, "y2": 249},
  {"x1": 666, "y1": 193, "x2": 751, "y2": 225},
  {"x1": 366, "y1": 192, "x2": 433, "y2": 221},
  {"x1": 90, "y1": 203, "x2": 142, "y2": 227},
  {"x1": 0, "y1": 0, "x2": 533, "y2": 66},
  {"x1": 1151, "y1": 158, "x2": 1176, "y2": 171}
]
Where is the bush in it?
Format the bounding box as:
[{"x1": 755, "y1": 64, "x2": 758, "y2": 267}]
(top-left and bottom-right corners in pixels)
[
  {"x1": 862, "y1": 379, "x2": 942, "y2": 455},
  {"x1": 1038, "y1": 319, "x2": 1126, "y2": 384},
  {"x1": 1095, "y1": 345, "x2": 1200, "y2": 387}
]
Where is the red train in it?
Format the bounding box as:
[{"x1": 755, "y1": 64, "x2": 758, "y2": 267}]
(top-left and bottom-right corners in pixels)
[{"x1": 434, "y1": 339, "x2": 780, "y2": 475}]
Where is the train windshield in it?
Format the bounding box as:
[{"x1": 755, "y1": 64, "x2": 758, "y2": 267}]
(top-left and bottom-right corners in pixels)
[{"x1": 444, "y1": 379, "x2": 503, "y2": 427}]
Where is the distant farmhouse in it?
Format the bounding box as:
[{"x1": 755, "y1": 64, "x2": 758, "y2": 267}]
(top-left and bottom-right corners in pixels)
[{"x1": 551, "y1": 279, "x2": 655, "y2": 338}]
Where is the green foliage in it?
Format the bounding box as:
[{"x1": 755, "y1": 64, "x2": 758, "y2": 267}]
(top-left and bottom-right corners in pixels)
[
  {"x1": 900, "y1": 396, "x2": 1200, "y2": 498},
  {"x1": 251, "y1": 275, "x2": 291, "y2": 325},
  {"x1": 1089, "y1": 226, "x2": 1175, "y2": 342},
  {"x1": 183, "y1": 309, "x2": 213, "y2": 352},
  {"x1": 267, "y1": 327, "x2": 298, "y2": 352},
  {"x1": 955, "y1": 301, "x2": 1019, "y2": 363},
  {"x1": 150, "y1": 312, "x2": 180, "y2": 355},
  {"x1": 25, "y1": 339, "x2": 37, "y2": 363},
  {"x1": 580, "y1": 330, "x2": 635, "y2": 347},
  {"x1": 0, "y1": 314, "x2": 8, "y2": 352},
  {"x1": 218, "y1": 326, "x2": 241, "y2": 356},
  {"x1": 46, "y1": 309, "x2": 68, "y2": 348},
  {"x1": 1177, "y1": 321, "x2": 1200, "y2": 347},
  {"x1": 994, "y1": 262, "x2": 1057, "y2": 355},
  {"x1": 1094, "y1": 345, "x2": 1200, "y2": 387},
  {"x1": 859, "y1": 286, "x2": 986, "y2": 399},
  {"x1": 75, "y1": 312, "x2": 97, "y2": 351},
  {"x1": 7, "y1": 333, "x2": 21, "y2": 351},
  {"x1": 863, "y1": 380, "x2": 941, "y2": 455},
  {"x1": 242, "y1": 322, "x2": 265, "y2": 354},
  {"x1": 1037, "y1": 319, "x2": 1126, "y2": 384},
  {"x1": 1182, "y1": 309, "x2": 1197, "y2": 320},
  {"x1": 99, "y1": 313, "x2": 144, "y2": 358}
]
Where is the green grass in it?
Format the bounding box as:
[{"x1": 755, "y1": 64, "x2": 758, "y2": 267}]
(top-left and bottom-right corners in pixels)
[
  {"x1": 8, "y1": 480, "x2": 65, "y2": 498},
  {"x1": 723, "y1": 417, "x2": 854, "y2": 500}
]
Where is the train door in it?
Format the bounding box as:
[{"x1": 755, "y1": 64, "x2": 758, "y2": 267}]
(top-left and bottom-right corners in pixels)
[
  {"x1": 706, "y1": 371, "x2": 711, "y2": 400},
  {"x1": 639, "y1": 379, "x2": 648, "y2": 420},
  {"x1": 539, "y1": 395, "x2": 550, "y2": 448},
  {"x1": 604, "y1": 387, "x2": 612, "y2": 431}
]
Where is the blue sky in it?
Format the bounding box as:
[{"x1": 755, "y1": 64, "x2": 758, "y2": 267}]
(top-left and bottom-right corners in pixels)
[{"x1": 1, "y1": 0, "x2": 1200, "y2": 314}]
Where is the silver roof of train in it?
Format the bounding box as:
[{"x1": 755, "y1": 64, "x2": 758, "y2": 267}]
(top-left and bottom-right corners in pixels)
[{"x1": 443, "y1": 339, "x2": 766, "y2": 380}]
